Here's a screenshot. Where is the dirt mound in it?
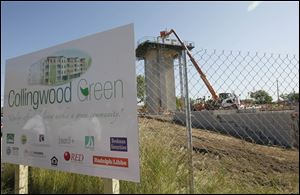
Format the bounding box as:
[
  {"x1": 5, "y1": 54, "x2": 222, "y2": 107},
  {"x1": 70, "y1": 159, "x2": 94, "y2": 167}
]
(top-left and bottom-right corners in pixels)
[{"x1": 139, "y1": 117, "x2": 299, "y2": 177}]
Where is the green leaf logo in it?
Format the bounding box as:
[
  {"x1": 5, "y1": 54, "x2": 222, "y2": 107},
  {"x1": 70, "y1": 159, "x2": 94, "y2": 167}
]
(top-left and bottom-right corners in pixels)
[
  {"x1": 21, "y1": 135, "x2": 27, "y2": 145},
  {"x1": 80, "y1": 87, "x2": 89, "y2": 96}
]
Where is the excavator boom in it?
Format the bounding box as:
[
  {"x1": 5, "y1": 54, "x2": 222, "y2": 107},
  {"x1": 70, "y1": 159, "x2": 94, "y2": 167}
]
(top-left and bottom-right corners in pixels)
[{"x1": 160, "y1": 29, "x2": 219, "y2": 101}]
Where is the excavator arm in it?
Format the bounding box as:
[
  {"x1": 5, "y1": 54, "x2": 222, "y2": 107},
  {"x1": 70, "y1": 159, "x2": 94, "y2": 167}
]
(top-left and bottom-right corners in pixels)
[{"x1": 160, "y1": 29, "x2": 219, "y2": 101}]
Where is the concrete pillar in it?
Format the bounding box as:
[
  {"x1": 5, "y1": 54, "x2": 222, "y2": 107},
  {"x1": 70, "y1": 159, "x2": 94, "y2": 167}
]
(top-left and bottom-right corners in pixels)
[{"x1": 144, "y1": 48, "x2": 177, "y2": 114}]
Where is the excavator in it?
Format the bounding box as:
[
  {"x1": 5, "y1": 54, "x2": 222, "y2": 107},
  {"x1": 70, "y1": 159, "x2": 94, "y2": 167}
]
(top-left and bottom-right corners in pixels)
[{"x1": 160, "y1": 29, "x2": 240, "y2": 110}]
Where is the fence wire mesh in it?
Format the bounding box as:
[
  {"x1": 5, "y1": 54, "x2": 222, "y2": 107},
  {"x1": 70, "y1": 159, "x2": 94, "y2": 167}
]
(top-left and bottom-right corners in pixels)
[{"x1": 135, "y1": 44, "x2": 299, "y2": 193}]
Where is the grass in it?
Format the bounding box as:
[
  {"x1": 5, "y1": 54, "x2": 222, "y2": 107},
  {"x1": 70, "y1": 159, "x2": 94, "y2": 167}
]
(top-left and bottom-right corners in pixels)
[
  {"x1": 1, "y1": 164, "x2": 15, "y2": 194},
  {"x1": 29, "y1": 168, "x2": 103, "y2": 194},
  {"x1": 120, "y1": 123, "x2": 188, "y2": 194},
  {"x1": 193, "y1": 158, "x2": 299, "y2": 194},
  {"x1": 1, "y1": 118, "x2": 299, "y2": 194}
]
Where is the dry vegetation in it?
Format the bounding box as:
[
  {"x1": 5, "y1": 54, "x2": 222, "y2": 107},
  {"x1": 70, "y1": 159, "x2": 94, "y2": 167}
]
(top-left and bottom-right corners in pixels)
[{"x1": 138, "y1": 117, "x2": 299, "y2": 193}]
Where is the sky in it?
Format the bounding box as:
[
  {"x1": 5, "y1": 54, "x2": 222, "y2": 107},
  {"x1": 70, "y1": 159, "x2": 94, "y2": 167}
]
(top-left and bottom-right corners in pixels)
[{"x1": 1, "y1": 1, "x2": 299, "y2": 106}]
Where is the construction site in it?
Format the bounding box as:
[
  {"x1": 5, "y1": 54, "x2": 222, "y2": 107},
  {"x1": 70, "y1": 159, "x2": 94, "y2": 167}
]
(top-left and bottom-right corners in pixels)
[
  {"x1": 135, "y1": 29, "x2": 299, "y2": 149},
  {"x1": 1, "y1": 2, "x2": 298, "y2": 194}
]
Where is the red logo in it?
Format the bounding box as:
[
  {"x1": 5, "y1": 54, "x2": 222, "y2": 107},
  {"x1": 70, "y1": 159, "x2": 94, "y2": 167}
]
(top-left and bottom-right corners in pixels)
[
  {"x1": 64, "y1": 152, "x2": 84, "y2": 162},
  {"x1": 64, "y1": 152, "x2": 70, "y2": 161},
  {"x1": 93, "y1": 156, "x2": 128, "y2": 168}
]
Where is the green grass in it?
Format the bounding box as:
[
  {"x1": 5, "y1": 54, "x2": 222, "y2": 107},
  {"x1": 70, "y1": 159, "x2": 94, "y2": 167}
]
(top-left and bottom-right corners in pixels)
[
  {"x1": 29, "y1": 168, "x2": 103, "y2": 194},
  {"x1": 1, "y1": 164, "x2": 15, "y2": 194},
  {"x1": 120, "y1": 127, "x2": 188, "y2": 194}
]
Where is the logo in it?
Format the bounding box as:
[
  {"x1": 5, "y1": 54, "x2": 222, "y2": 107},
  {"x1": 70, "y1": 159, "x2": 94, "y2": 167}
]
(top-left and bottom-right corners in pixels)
[
  {"x1": 64, "y1": 152, "x2": 71, "y2": 161},
  {"x1": 64, "y1": 151, "x2": 84, "y2": 162},
  {"x1": 110, "y1": 137, "x2": 128, "y2": 152},
  {"x1": 32, "y1": 134, "x2": 50, "y2": 147},
  {"x1": 11, "y1": 147, "x2": 19, "y2": 156},
  {"x1": 80, "y1": 86, "x2": 89, "y2": 97},
  {"x1": 24, "y1": 150, "x2": 45, "y2": 158},
  {"x1": 39, "y1": 134, "x2": 45, "y2": 142},
  {"x1": 7, "y1": 147, "x2": 19, "y2": 156},
  {"x1": 51, "y1": 156, "x2": 58, "y2": 166},
  {"x1": 78, "y1": 79, "x2": 90, "y2": 99},
  {"x1": 93, "y1": 156, "x2": 128, "y2": 168},
  {"x1": 6, "y1": 147, "x2": 11, "y2": 155},
  {"x1": 21, "y1": 135, "x2": 27, "y2": 144},
  {"x1": 6, "y1": 133, "x2": 14, "y2": 144},
  {"x1": 58, "y1": 136, "x2": 74, "y2": 146},
  {"x1": 85, "y1": 136, "x2": 94, "y2": 149}
]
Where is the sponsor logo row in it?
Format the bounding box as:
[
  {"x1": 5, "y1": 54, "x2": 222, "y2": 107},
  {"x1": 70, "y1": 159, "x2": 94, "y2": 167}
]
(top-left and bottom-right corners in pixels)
[
  {"x1": 6, "y1": 133, "x2": 127, "y2": 152},
  {"x1": 6, "y1": 147, "x2": 129, "y2": 169},
  {"x1": 6, "y1": 134, "x2": 129, "y2": 168},
  {"x1": 51, "y1": 154, "x2": 128, "y2": 168}
]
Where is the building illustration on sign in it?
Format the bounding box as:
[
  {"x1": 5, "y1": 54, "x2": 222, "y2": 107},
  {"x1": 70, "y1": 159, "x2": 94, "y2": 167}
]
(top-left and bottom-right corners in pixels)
[{"x1": 28, "y1": 50, "x2": 92, "y2": 85}]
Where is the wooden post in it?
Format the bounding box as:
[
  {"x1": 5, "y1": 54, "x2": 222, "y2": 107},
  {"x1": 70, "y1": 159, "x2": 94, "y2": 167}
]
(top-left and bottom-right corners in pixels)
[
  {"x1": 103, "y1": 178, "x2": 120, "y2": 194},
  {"x1": 14, "y1": 165, "x2": 28, "y2": 194}
]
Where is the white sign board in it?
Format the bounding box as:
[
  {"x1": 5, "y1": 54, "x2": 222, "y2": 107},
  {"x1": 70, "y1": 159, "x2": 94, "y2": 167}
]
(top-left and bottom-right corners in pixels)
[{"x1": 2, "y1": 24, "x2": 140, "y2": 182}]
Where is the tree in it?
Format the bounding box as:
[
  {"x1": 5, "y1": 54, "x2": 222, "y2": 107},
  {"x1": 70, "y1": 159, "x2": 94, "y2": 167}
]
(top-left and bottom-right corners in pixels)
[
  {"x1": 137, "y1": 75, "x2": 145, "y2": 103},
  {"x1": 280, "y1": 92, "x2": 299, "y2": 102},
  {"x1": 250, "y1": 90, "x2": 273, "y2": 104}
]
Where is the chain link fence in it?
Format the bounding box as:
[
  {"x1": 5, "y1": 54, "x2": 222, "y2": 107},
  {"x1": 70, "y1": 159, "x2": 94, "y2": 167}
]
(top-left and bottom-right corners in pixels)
[
  {"x1": 135, "y1": 44, "x2": 299, "y2": 193},
  {"x1": 1, "y1": 45, "x2": 299, "y2": 194}
]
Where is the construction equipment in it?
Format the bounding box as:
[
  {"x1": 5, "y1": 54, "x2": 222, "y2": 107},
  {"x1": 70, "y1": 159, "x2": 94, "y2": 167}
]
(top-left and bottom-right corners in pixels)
[{"x1": 160, "y1": 29, "x2": 240, "y2": 110}]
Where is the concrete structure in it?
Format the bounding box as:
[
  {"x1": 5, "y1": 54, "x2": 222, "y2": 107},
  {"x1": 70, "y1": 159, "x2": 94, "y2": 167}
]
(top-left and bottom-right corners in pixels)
[
  {"x1": 174, "y1": 110, "x2": 299, "y2": 148},
  {"x1": 136, "y1": 37, "x2": 194, "y2": 113}
]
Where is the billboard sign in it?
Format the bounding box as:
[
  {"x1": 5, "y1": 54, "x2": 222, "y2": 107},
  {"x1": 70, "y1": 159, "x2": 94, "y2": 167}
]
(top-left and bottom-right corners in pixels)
[{"x1": 2, "y1": 24, "x2": 140, "y2": 182}]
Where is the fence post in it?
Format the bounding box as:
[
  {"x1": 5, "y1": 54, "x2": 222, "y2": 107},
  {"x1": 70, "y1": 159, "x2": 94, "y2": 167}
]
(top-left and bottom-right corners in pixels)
[
  {"x1": 103, "y1": 178, "x2": 120, "y2": 194},
  {"x1": 14, "y1": 165, "x2": 28, "y2": 194},
  {"x1": 182, "y1": 50, "x2": 194, "y2": 194},
  {"x1": 179, "y1": 54, "x2": 185, "y2": 109}
]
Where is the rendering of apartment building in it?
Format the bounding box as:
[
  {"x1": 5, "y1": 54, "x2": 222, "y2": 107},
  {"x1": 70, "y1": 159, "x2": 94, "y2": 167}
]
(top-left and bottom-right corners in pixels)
[{"x1": 42, "y1": 56, "x2": 89, "y2": 85}]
